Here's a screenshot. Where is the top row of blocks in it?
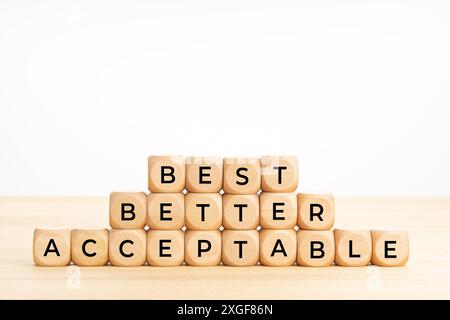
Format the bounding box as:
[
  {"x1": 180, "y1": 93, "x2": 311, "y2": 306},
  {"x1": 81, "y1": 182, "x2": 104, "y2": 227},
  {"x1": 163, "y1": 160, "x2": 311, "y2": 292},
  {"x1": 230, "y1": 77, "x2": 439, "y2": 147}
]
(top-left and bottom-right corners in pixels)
[{"x1": 148, "y1": 156, "x2": 298, "y2": 194}]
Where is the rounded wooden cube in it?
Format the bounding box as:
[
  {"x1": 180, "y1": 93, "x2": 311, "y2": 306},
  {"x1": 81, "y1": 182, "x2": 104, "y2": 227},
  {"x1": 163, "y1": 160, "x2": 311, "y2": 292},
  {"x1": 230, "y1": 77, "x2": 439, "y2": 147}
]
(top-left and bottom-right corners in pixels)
[
  {"x1": 223, "y1": 157, "x2": 261, "y2": 194},
  {"x1": 222, "y1": 194, "x2": 259, "y2": 230},
  {"x1": 261, "y1": 156, "x2": 298, "y2": 192},
  {"x1": 147, "y1": 193, "x2": 184, "y2": 229},
  {"x1": 33, "y1": 228, "x2": 71, "y2": 266},
  {"x1": 71, "y1": 228, "x2": 109, "y2": 266},
  {"x1": 185, "y1": 156, "x2": 223, "y2": 193},
  {"x1": 109, "y1": 191, "x2": 147, "y2": 229},
  {"x1": 297, "y1": 193, "x2": 335, "y2": 231},
  {"x1": 185, "y1": 193, "x2": 222, "y2": 230},
  {"x1": 146, "y1": 230, "x2": 184, "y2": 266},
  {"x1": 371, "y1": 230, "x2": 409, "y2": 267},
  {"x1": 222, "y1": 230, "x2": 259, "y2": 266},
  {"x1": 260, "y1": 192, "x2": 297, "y2": 229},
  {"x1": 259, "y1": 229, "x2": 296, "y2": 267},
  {"x1": 185, "y1": 230, "x2": 221, "y2": 266},
  {"x1": 334, "y1": 229, "x2": 372, "y2": 267},
  {"x1": 297, "y1": 230, "x2": 335, "y2": 267},
  {"x1": 148, "y1": 155, "x2": 185, "y2": 193},
  {"x1": 109, "y1": 229, "x2": 146, "y2": 267}
]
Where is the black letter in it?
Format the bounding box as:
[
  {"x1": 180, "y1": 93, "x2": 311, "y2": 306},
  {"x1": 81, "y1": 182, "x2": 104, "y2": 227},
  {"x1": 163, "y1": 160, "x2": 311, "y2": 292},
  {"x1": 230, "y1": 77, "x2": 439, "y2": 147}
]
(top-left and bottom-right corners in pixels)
[
  {"x1": 384, "y1": 240, "x2": 397, "y2": 258},
  {"x1": 234, "y1": 240, "x2": 248, "y2": 259},
  {"x1": 199, "y1": 166, "x2": 212, "y2": 184},
  {"x1": 198, "y1": 240, "x2": 212, "y2": 257},
  {"x1": 310, "y1": 204, "x2": 324, "y2": 222},
  {"x1": 273, "y1": 202, "x2": 285, "y2": 220},
  {"x1": 82, "y1": 239, "x2": 97, "y2": 257},
  {"x1": 273, "y1": 166, "x2": 287, "y2": 184},
  {"x1": 161, "y1": 166, "x2": 175, "y2": 183},
  {"x1": 121, "y1": 203, "x2": 136, "y2": 221},
  {"x1": 349, "y1": 240, "x2": 361, "y2": 258},
  {"x1": 196, "y1": 203, "x2": 210, "y2": 222},
  {"x1": 310, "y1": 241, "x2": 325, "y2": 258},
  {"x1": 233, "y1": 204, "x2": 248, "y2": 222},
  {"x1": 236, "y1": 168, "x2": 249, "y2": 185},
  {"x1": 119, "y1": 240, "x2": 134, "y2": 257},
  {"x1": 43, "y1": 239, "x2": 60, "y2": 256},
  {"x1": 271, "y1": 239, "x2": 287, "y2": 257},
  {"x1": 160, "y1": 203, "x2": 173, "y2": 221},
  {"x1": 159, "y1": 239, "x2": 172, "y2": 257}
]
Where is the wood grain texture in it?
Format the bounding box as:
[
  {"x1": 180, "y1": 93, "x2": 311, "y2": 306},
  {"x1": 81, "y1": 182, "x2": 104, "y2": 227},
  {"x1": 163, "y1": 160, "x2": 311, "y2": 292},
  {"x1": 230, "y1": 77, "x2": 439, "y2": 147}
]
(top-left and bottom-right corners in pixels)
[{"x1": 1, "y1": 196, "x2": 450, "y2": 299}]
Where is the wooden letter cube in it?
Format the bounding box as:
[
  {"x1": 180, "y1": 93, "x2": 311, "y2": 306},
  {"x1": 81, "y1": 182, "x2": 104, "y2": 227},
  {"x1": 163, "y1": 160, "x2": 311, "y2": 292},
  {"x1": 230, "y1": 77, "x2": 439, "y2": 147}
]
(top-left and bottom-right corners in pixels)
[
  {"x1": 185, "y1": 193, "x2": 222, "y2": 230},
  {"x1": 223, "y1": 157, "x2": 261, "y2": 194},
  {"x1": 222, "y1": 194, "x2": 259, "y2": 230},
  {"x1": 71, "y1": 228, "x2": 109, "y2": 266},
  {"x1": 297, "y1": 193, "x2": 334, "y2": 230},
  {"x1": 371, "y1": 230, "x2": 409, "y2": 267},
  {"x1": 186, "y1": 156, "x2": 223, "y2": 193},
  {"x1": 259, "y1": 229, "x2": 296, "y2": 266},
  {"x1": 297, "y1": 230, "x2": 335, "y2": 267},
  {"x1": 261, "y1": 156, "x2": 298, "y2": 192},
  {"x1": 147, "y1": 230, "x2": 184, "y2": 266},
  {"x1": 109, "y1": 191, "x2": 147, "y2": 229},
  {"x1": 185, "y1": 230, "x2": 221, "y2": 266},
  {"x1": 147, "y1": 193, "x2": 184, "y2": 229},
  {"x1": 148, "y1": 155, "x2": 185, "y2": 192},
  {"x1": 222, "y1": 230, "x2": 259, "y2": 266},
  {"x1": 109, "y1": 229, "x2": 146, "y2": 266},
  {"x1": 260, "y1": 192, "x2": 297, "y2": 229},
  {"x1": 334, "y1": 229, "x2": 372, "y2": 267},
  {"x1": 33, "y1": 229, "x2": 71, "y2": 266}
]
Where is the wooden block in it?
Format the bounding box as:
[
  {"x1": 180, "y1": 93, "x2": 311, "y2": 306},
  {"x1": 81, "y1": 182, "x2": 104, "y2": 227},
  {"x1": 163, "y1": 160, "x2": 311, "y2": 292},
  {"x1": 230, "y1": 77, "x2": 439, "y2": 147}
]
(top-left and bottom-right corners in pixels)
[
  {"x1": 222, "y1": 230, "x2": 259, "y2": 266},
  {"x1": 223, "y1": 157, "x2": 261, "y2": 194},
  {"x1": 371, "y1": 230, "x2": 409, "y2": 267},
  {"x1": 261, "y1": 156, "x2": 298, "y2": 192},
  {"x1": 334, "y1": 229, "x2": 372, "y2": 267},
  {"x1": 259, "y1": 229, "x2": 296, "y2": 266},
  {"x1": 297, "y1": 193, "x2": 334, "y2": 230},
  {"x1": 297, "y1": 230, "x2": 335, "y2": 267},
  {"x1": 147, "y1": 193, "x2": 184, "y2": 229},
  {"x1": 109, "y1": 229, "x2": 146, "y2": 266},
  {"x1": 33, "y1": 229, "x2": 71, "y2": 266},
  {"x1": 185, "y1": 193, "x2": 222, "y2": 230},
  {"x1": 260, "y1": 192, "x2": 297, "y2": 229},
  {"x1": 186, "y1": 156, "x2": 223, "y2": 193},
  {"x1": 222, "y1": 194, "x2": 259, "y2": 230},
  {"x1": 184, "y1": 230, "x2": 221, "y2": 266},
  {"x1": 109, "y1": 191, "x2": 147, "y2": 229},
  {"x1": 146, "y1": 230, "x2": 184, "y2": 266},
  {"x1": 71, "y1": 228, "x2": 109, "y2": 266},
  {"x1": 148, "y1": 155, "x2": 185, "y2": 193}
]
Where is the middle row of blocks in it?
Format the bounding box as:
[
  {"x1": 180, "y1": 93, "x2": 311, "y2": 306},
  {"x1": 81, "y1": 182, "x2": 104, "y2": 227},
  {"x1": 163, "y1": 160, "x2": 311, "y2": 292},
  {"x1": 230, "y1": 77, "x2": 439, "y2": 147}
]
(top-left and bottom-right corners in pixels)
[{"x1": 110, "y1": 192, "x2": 334, "y2": 230}]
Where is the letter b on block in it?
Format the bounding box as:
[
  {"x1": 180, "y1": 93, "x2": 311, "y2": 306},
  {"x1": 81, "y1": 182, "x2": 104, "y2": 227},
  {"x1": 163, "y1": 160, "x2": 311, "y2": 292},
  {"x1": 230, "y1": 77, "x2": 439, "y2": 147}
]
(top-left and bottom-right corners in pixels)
[
  {"x1": 109, "y1": 191, "x2": 147, "y2": 229},
  {"x1": 148, "y1": 155, "x2": 185, "y2": 193}
]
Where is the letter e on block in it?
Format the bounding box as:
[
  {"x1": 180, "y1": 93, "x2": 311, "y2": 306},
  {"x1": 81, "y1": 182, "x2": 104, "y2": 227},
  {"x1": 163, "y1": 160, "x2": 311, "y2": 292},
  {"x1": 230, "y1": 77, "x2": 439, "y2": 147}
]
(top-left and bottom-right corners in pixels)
[{"x1": 371, "y1": 230, "x2": 409, "y2": 267}]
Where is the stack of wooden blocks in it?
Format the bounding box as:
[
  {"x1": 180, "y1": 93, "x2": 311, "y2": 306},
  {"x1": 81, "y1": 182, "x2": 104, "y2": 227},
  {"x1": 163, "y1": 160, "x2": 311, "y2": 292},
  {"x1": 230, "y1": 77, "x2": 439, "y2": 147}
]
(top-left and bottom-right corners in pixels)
[{"x1": 33, "y1": 155, "x2": 409, "y2": 267}]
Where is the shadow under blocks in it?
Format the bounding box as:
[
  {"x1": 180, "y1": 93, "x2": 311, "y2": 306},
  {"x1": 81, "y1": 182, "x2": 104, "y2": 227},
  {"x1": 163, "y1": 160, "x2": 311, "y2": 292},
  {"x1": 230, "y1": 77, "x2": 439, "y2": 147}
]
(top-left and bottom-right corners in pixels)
[{"x1": 33, "y1": 155, "x2": 409, "y2": 268}]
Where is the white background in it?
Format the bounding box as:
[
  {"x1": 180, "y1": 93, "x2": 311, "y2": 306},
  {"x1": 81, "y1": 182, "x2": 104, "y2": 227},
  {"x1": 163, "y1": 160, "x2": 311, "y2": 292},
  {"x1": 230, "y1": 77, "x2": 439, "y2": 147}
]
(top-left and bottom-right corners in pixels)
[{"x1": 1, "y1": 0, "x2": 449, "y2": 196}]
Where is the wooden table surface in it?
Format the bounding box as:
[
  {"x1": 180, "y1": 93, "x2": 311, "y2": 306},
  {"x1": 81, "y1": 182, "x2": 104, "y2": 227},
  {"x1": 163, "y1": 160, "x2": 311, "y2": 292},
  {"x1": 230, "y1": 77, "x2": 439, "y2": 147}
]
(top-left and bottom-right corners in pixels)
[{"x1": 1, "y1": 196, "x2": 449, "y2": 300}]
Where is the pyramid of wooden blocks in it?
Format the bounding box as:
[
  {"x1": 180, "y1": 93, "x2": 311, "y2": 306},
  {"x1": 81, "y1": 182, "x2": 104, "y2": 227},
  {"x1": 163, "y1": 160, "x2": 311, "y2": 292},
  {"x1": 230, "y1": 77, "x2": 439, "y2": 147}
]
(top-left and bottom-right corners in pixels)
[{"x1": 33, "y1": 155, "x2": 409, "y2": 268}]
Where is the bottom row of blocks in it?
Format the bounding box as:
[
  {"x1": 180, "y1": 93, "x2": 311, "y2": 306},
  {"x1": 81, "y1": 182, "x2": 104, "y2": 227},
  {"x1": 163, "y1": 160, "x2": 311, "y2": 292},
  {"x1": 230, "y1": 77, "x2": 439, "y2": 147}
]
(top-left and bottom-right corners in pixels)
[{"x1": 33, "y1": 229, "x2": 409, "y2": 267}]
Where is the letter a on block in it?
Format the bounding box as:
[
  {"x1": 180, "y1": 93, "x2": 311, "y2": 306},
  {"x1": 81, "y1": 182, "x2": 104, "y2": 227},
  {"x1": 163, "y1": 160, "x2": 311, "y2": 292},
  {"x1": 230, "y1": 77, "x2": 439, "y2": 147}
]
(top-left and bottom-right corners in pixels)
[{"x1": 33, "y1": 229, "x2": 71, "y2": 266}]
